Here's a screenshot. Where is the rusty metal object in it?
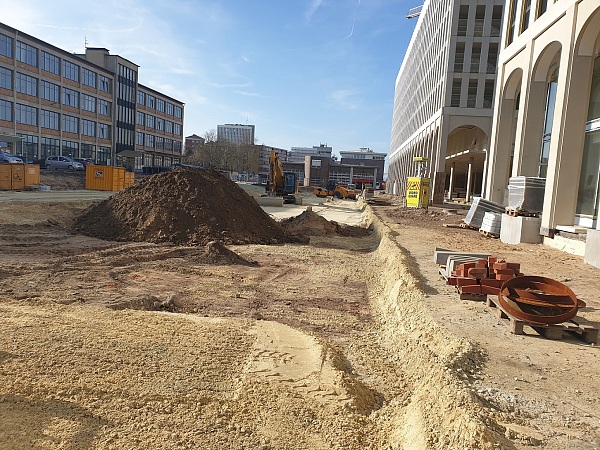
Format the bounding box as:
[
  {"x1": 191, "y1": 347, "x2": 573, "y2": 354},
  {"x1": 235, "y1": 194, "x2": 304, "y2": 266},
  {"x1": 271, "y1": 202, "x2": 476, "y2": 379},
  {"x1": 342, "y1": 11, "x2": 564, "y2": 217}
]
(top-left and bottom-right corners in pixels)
[{"x1": 498, "y1": 276, "x2": 580, "y2": 325}]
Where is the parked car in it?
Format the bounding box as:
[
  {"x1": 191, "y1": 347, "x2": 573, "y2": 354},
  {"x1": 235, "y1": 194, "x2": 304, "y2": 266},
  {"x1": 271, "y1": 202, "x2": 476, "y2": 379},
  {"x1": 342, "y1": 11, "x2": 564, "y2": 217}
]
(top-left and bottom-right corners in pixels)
[
  {"x1": 45, "y1": 155, "x2": 85, "y2": 171},
  {"x1": 74, "y1": 158, "x2": 94, "y2": 166},
  {"x1": 0, "y1": 151, "x2": 24, "y2": 164}
]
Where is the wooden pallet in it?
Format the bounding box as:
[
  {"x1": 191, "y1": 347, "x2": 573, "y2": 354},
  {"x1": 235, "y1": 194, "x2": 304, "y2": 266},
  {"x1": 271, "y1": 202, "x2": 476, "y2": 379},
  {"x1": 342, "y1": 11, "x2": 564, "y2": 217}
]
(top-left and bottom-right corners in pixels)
[
  {"x1": 460, "y1": 222, "x2": 478, "y2": 230},
  {"x1": 479, "y1": 229, "x2": 499, "y2": 239},
  {"x1": 486, "y1": 296, "x2": 598, "y2": 343},
  {"x1": 505, "y1": 208, "x2": 540, "y2": 218}
]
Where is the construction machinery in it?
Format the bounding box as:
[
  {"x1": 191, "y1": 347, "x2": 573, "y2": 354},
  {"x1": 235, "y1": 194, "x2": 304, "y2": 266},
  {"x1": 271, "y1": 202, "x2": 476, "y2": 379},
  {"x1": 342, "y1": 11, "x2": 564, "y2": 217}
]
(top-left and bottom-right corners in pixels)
[
  {"x1": 268, "y1": 149, "x2": 297, "y2": 204},
  {"x1": 312, "y1": 180, "x2": 357, "y2": 200}
]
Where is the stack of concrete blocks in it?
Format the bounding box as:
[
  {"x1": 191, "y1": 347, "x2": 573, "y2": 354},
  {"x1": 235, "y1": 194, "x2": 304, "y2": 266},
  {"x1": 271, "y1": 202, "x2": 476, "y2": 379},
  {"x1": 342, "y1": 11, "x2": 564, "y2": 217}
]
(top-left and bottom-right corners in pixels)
[
  {"x1": 585, "y1": 229, "x2": 600, "y2": 269},
  {"x1": 508, "y1": 176, "x2": 545, "y2": 212},
  {"x1": 434, "y1": 247, "x2": 491, "y2": 278},
  {"x1": 500, "y1": 214, "x2": 543, "y2": 244},
  {"x1": 480, "y1": 212, "x2": 502, "y2": 235},
  {"x1": 464, "y1": 197, "x2": 505, "y2": 229}
]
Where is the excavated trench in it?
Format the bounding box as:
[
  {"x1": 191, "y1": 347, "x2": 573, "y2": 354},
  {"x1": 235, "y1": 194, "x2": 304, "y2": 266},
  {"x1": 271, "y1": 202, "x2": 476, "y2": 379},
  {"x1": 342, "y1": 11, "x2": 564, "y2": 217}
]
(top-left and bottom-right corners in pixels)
[{"x1": 0, "y1": 180, "x2": 514, "y2": 448}]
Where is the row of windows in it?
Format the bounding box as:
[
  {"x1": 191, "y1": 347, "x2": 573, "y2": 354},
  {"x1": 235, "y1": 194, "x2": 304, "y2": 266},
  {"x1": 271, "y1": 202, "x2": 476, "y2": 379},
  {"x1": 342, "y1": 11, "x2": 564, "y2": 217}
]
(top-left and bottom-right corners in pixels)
[
  {"x1": 137, "y1": 89, "x2": 182, "y2": 118},
  {"x1": 453, "y1": 42, "x2": 499, "y2": 75},
  {"x1": 0, "y1": 99, "x2": 111, "y2": 138},
  {"x1": 0, "y1": 33, "x2": 112, "y2": 93},
  {"x1": 136, "y1": 111, "x2": 183, "y2": 135},
  {"x1": 450, "y1": 78, "x2": 495, "y2": 108},
  {"x1": 135, "y1": 131, "x2": 182, "y2": 152},
  {"x1": 15, "y1": 135, "x2": 112, "y2": 164},
  {"x1": 506, "y1": 0, "x2": 551, "y2": 46},
  {"x1": 0, "y1": 67, "x2": 112, "y2": 116},
  {"x1": 457, "y1": 4, "x2": 503, "y2": 37}
]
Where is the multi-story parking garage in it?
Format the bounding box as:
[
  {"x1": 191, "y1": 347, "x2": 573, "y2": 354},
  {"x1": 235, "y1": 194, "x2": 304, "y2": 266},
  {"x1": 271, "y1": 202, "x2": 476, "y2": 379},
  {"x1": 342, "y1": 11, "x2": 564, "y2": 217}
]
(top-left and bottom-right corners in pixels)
[{"x1": 388, "y1": 0, "x2": 503, "y2": 204}]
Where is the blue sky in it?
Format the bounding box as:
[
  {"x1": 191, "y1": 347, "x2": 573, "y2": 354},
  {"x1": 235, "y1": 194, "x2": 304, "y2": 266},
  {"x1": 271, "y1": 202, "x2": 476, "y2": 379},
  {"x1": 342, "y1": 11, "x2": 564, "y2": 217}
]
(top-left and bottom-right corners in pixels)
[{"x1": 1, "y1": 0, "x2": 418, "y2": 157}]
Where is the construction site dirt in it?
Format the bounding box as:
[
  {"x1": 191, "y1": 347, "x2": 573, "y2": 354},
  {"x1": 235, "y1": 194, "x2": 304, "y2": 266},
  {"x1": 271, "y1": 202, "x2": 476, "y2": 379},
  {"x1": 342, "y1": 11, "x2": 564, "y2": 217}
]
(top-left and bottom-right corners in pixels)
[{"x1": 0, "y1": 169, "x2": 598, "y2": 449}]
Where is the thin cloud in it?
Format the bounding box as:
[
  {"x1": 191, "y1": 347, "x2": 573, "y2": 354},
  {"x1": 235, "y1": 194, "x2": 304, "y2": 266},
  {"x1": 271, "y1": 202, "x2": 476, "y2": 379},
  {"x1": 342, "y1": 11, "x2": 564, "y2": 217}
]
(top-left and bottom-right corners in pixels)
[
  {"x1": 330, "y1": 89, "x2": 361, "y2": 110},
  {"x1": 305, "y1": 0, "x2": 323, "y2": 23},
  {"x1": 234, "y1": 90, "x2": 261, "y2": 97}
]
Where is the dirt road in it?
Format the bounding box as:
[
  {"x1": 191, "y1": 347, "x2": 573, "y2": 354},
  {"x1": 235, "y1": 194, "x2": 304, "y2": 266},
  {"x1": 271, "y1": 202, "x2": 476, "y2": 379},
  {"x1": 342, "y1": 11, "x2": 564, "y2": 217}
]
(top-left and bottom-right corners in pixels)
[{"x1": 0, "y1": 185, "x2": 598, "y2": 449}]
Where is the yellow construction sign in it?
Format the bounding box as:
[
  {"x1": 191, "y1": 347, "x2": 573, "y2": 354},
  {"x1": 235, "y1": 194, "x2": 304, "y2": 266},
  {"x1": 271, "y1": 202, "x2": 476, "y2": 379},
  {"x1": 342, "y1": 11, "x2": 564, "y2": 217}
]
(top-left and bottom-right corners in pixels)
[{"x1": 406, "y1": 177, "x2": 430, "y2": 208}]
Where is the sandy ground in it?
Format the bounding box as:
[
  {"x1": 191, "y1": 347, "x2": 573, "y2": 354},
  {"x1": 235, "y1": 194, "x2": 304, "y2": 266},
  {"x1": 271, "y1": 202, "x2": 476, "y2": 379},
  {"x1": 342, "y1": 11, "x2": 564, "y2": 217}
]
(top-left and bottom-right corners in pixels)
[{"x1": 0, "y1": 180, "x2": 599, "y2": 449}]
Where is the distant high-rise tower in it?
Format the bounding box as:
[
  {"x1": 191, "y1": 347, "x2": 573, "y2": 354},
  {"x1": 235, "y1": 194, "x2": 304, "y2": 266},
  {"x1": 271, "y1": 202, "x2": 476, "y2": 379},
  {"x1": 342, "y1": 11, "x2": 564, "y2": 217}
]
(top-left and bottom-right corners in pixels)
[{"x1": 217, "y1": 124, "x2": 255, "y2": 145}]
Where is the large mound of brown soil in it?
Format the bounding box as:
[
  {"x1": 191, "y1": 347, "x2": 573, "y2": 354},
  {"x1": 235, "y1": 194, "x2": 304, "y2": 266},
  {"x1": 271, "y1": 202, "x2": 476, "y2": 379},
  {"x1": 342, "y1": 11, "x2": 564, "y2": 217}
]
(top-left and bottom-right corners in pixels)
[{"x1": 71, "y1": 167, "x2": 291, "y2": 245}]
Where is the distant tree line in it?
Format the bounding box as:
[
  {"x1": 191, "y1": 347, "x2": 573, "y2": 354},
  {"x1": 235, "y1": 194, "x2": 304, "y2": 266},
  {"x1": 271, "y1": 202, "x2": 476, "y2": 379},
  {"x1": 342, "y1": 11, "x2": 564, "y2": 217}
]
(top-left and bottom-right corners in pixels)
[{"x1": 183, "y1": 129, "x2": 260, "y2": 174}]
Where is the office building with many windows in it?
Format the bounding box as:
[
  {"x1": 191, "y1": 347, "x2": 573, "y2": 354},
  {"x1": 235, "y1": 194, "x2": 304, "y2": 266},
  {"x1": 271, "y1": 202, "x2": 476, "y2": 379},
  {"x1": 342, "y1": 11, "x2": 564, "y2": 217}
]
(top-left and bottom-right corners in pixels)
[
  {"x1": 484, "y1": 0, "x2": 600, "y2": 242},
  {"x1": 0, "y1": 22, "x2": 184, "y2": 170},
  {"x1": 217, "y1": 124, "x2": 255, "y2": 145},
  {"x1": 388, "y1": 0, "x2": 503, "y2": 203}
]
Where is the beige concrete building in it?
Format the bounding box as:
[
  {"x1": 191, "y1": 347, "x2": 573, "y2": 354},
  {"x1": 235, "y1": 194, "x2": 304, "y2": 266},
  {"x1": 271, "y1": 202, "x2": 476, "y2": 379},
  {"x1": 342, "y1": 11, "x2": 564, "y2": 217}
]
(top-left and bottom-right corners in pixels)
[
  {"x1": 388, "y1": 0, "x2": 504, "y2": 204},
  {"x1": 485, "y1": 0, "x2": 600, "y2": 235}
]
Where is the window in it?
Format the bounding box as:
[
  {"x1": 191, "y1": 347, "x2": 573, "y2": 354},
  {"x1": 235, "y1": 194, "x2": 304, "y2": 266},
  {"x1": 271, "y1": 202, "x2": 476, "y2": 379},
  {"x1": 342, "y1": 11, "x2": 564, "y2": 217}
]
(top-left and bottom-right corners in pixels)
[
  {"x1": 537, "y1": 0, "x2": 548, "y2": 18},
  {"x1": 165, "y1": 121, "x2": 173, "y2": 133},
  {"x1": 507, "y1": 0, "x2": 518, "y2": 45},
  {"x1": 63, "y1": 88, "x2": 79, "y2": 107},
  {"x1": 174, "y1": 106, "x2": 182, "y2": 119},
  {"x1": 98, "y1": 146, "x2": 110, "y2": 164},
  {"x1": 41, "y1": 137, "x2": 60, "y2": 159},
  {"x1": 146, "y1": 95, "x2": 155, "y2": 109},
  {"x1": 81, "y1": 94, "x2": 96, "y2": 112},
  {"x1": 98, "y1": 99, "x2": 110, "y2": 116},
  {"x1": 483, "y1": 80, "x2": 495, "y2": 108},
  {"x1": 41, "y1": 51, "x2": 60, "y2": 75},
  {"x1": 137, "y1": 90, "x2": 145, "y2": 105},
  {"x1": 137, "y1": 111, "x2": 145, "y2": 125},
  {"x1": 62, "y1": 115, "x2": 78, "y2": 133},
  {"x1": 63, "y1": 60, "x2": 79, "y2": 82},
  {"x1": 18, "y1": 134, "x2": 38, "y2": 162},
  {"x1": 467, "y1": 80, "x2": 478, "y2": 108},
  {"x1": 40, "y1": 80, "x2": 60, "y2": 103},
  {"x1": 99, "y1": 75, "x2": 111, "y2": 93},
  {"x1": 457, "y1": 5, "x2": 469, "y2": 36},
  {"x1": 491, "y1": 5, "x2": 503, "y2": 37},
  {"x1": 98, "y1": 123, "x2": 110, "y2": 139},
  {"x1": 487, "y1": 43, "x2": 499, "y2": 74},
  {"x1": 40, "y1": 110, "x2": 60, "y2": 130},
  {"x1": 174, "y1": 141, "x2": 182, "y2": 153},
  {"x1": 16, "y1": 104, "x2": 37, "y2": 125},
  {"x1": 166, "y1": 103, "x2": 174, "y2": 115},
  {"x1": 146, "y1": 114, "x2": 155, "y2": 129},
  {"x1": 81, "y1": 119, "x2": 95, "y2": 137},
  {"x1": 454, "y1": 42, "x2": 465, "y2": 73},
  {"x1": 136, "y1": 131, "x2": 144, "y2": 146},
  {"x1": 0, "y1": 99, "x2": 12, "y2": 122},
  {"x1": 82, "y1": 67, "x2": 96, "y2": 88},
  {"x1": 0, "y1": 67, "x2": 12, "y2": 89},
  {"x1": 62, "y1": 140, "x2": 79, "y2": 157},
  {"x1": 16, "y1": 41, "x2": 37, "y2": 67},
  {"x1": 451, "y1": 79, "x2": 462, "y2": 107},
  {"x1": 470, "y1": 43, "x2": 481, "y2": 73},
  {"x1": 145, "y1": 134, "x2": 154, "y2": 147},
  {"x1": 0, "y1": 34, "x2": 13, "y2": 58},
  {"x1": 165, "y1": 139, "x2": 173, "y2": 151},
  {"x1": 155, "y1": 136, "x2": 164, "y2": 149},
  {"x1": 156, "y1": 98, "x2": 165, "y2": 112},
  {"x1": 174, "y1": 123, "x2": 182, "y2": 136},
  {"x1": 16, "y1": 72, "x2": 38, "y2": 96},
  {"x1": 156, "y1": 117, "x2": 164, "y2": 131},
  {"x1": 521, "y1": 0, "x2": 532, "y2": 33},
  {"x1": 81, "y1": 143, "x2": 96, "y2": 160},
  {"x1": 474, "y1": 6, "x2": 485, "y2": 37}
]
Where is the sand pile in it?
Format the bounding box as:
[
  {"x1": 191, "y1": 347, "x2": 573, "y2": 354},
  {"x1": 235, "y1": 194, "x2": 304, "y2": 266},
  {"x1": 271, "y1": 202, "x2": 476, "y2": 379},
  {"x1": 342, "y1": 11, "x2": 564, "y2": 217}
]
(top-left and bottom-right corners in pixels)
[
  {"x1": 280, "y1": 209, "x2": 370, "y2": 238},
  {"x1": 72, "y1": 167, "x2": 292, "y2": 245}
]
